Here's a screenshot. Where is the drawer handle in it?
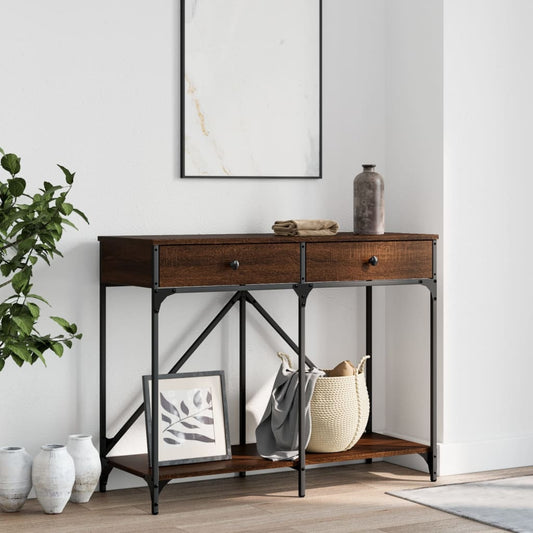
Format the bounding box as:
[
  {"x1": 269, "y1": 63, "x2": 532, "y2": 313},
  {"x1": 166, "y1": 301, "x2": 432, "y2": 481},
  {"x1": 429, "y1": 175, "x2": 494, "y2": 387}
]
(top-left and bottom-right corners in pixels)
[
  {"x1": 229, "y1": 260, "x2": 240, "y2": 270},
  {"x1": 368, "y1": 256, "x2": 379, "y2": 266}
]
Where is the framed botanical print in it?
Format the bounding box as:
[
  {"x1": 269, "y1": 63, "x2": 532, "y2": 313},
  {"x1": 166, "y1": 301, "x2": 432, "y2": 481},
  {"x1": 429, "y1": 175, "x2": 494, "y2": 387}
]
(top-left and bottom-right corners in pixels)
[{"x1": 143, "y1": 371, "x2": 232, "y2": 466}]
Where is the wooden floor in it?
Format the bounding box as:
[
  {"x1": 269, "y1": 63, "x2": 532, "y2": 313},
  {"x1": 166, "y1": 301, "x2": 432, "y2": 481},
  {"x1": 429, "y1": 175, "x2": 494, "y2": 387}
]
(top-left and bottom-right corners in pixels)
[{"x1": 3, "y1": 462, "x2": 532, "y2": 532}]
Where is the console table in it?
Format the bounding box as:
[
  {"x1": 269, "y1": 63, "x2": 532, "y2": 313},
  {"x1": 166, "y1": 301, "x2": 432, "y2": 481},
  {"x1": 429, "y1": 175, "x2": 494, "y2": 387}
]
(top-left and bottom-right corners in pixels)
[{"x1": 98, "y1": 232, "x2": 438, "y2": 515}]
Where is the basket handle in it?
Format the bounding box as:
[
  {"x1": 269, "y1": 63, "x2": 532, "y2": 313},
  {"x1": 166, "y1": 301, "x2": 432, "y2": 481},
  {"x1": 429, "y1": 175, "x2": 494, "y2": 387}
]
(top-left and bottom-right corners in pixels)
[
  {"x1": 277, "y1": 352, "x2": 294, "y2": 369},
  {"x1": 279, "y1": 352, "x2": 370, "y2": 374},
  {"x1": 356, "y1": 355, "x2": 371, "y2": 374}
]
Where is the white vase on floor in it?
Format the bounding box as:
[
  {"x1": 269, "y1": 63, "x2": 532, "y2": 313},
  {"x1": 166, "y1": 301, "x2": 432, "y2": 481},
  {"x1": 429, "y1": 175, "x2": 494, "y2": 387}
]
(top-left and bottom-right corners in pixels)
[
  {"x1": 0, "y1": 446, "x2": 32, "y2": 512},
  {"x1": 67, "y1": 434, "x2": 101, "y2": 503},
  {"x1": 32, "y1": 444, "x2": 75, "y2": 514}
]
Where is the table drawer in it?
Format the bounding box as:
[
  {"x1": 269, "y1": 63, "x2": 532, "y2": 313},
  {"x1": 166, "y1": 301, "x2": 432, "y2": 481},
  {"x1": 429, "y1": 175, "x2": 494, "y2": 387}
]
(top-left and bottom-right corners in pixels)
[
  {"x1": 306, "y1": 240, "x2": 433, "y2": 282},
  {"x1": 159, "y1": 243, "x2": 301, "y2": 287}
]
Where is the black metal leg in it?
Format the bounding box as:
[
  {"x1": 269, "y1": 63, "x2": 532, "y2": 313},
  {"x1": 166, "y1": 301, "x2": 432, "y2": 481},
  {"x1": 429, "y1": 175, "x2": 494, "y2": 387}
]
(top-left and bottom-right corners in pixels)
[
  {"x1": 151, "y1": 291, "x2": 160, "y2": 514},
  {"x1": 99, "y1": 283, "x2": 109, "y2": 492},
  {"x1": 422, "y1": 240, "x2": 438, "y2": 482},
  {"x1": 298, "y1": 295, "x2": 306, "y2": 497},
  {"x1": 365, "y1": 286, "x2": 373, "y2": 464},
  {"x1": 430, "y1": 275, "x2": 438, "y2": 481},
  {"x1": 99, "y1": 462, "x2": 112, "y2": 493},
  {"x1": 147, "y1": 477, "x2": 169, "y2": 497},
  {"x1": 151, "y1": 246, "x2": 161, "y2": 515},
  {"x1": 294, "y1": 284, "x2": 312, "y2": 498},
  {"x1": 239, "y1": 292, "x2": 247, "y2": 478}
]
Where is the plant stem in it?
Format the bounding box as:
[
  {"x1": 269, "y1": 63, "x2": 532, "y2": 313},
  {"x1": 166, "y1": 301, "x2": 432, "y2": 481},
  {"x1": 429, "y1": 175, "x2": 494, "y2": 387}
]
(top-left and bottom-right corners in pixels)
[{"x1": 163, "y1": 404, "x2": 213, "y2": 433}]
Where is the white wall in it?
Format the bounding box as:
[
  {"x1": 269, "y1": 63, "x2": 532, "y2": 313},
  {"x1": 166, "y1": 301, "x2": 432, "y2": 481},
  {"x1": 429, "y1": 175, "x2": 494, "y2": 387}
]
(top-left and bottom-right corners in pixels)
[
  {"x1": 0, "y1": 0, "x2": 388, "y2": 490},
  {"x1": 384, "y1": 0, "x2": 533, "y2": 476},
  {"x1": 382, "y1": 0, "x2": 443, "y2": 473},
  {"x1": 441, "y1": 0, "x2": 533, "y2": 474}
]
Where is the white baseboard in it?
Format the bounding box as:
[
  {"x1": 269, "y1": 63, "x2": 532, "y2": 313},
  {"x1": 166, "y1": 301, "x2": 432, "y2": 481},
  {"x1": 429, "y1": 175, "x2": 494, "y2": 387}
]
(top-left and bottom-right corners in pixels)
[
  {"x1": 438, "y1": 434, "x2": 533, "y2": 476},
  {"x1": 380, "y1": 431, "x2": 533, "y2": 477}
]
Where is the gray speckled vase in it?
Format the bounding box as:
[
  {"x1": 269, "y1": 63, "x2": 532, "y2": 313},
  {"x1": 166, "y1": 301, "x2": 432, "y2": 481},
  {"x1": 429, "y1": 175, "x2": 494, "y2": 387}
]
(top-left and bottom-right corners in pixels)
[{"x1": 353, "y1": 164, "x2": 384, "y2": 234}]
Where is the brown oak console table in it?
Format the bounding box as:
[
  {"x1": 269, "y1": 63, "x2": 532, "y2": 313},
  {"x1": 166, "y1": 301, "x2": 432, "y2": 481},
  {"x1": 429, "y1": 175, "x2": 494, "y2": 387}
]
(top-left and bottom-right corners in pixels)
[{"x1": 98, "y1": 232, "x2": 438, "y2": 514}]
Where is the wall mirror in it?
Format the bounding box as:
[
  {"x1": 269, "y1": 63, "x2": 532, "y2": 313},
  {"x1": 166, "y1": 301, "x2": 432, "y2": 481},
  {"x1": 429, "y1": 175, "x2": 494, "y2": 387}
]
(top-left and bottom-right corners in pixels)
[{"x1": 180, "y1": 0, "x2": 322, "y2": 178}]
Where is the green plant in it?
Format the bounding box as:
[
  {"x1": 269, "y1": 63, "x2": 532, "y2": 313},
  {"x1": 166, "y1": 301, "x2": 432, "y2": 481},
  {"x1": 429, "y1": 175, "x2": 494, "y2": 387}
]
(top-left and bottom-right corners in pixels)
[{"x1": 0, "y1": 147, "x2": 88, "y2": 371}]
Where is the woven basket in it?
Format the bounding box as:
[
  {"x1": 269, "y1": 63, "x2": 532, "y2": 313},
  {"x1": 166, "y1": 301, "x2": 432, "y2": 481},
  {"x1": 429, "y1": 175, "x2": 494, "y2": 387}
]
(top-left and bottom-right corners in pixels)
[{"x1": 307, "y1": 356, "x2": 370, "y2": 453}]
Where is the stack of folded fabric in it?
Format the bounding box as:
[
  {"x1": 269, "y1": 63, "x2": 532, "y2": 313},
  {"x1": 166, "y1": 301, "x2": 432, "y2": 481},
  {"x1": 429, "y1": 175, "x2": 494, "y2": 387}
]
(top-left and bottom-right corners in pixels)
[{"x1": 272, "y1": 219, "x2": 339, "y2": 236}]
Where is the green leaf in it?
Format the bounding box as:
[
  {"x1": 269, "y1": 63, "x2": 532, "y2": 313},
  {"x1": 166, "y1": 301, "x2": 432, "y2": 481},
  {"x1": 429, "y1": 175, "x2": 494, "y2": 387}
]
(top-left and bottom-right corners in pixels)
[
  {"x1": 59, "y1": 202, "x2": 73, "y2": 216},
  {"x1": 40, "y1": 232, "x2": 57, "y2": 248},
  {"x1": 0, "y1": 358, "x2": 4, "y2": 371},
  {"x1": 50, "y1": 316, "x2": 70, "y2": 331},
  {"x1": 73, "y1": 208, "x2": 89, "y2": 225},
  {"x1": 41, "y1": 182, "x2": 61, "y2": 194},
  {"x1": 17, "y1": 237, "x2": 36, "y2": 254},
  {"x1": 0, "y1": 263, "x2": 12, "y2": 277},
  {"x1": 27, "y1": 345, "x2": 46, "y2": 365},
  {"x1": 51, "y1": 342, "x2": 64, "y2": 357},
  {"x1": 55, "y1": 319, "x2": 79, "y2": 335},
  {"x1": 1, "y1": 153, "x2": 21, "y2": 176},
  {"x1": 57, "y1": 164, "x2": 75, "y2": 185},
  {"x1": 11, "y1": 268, "x2": 31, "y2": 294},
  {"x1": 61, "y1": 218, "x2": 78, "y2": 230},
  {"x1": 7, "y1": 344, "x2": 32, "y2": 362},
  {"x1": 0, "y1": 147, "x2": 5, "y2": 155},
  {"x1": 8, "y1": 221, "x2": 29, "y2": 239},
  {"x1": 8, "y1": 177, "x2": 26, "y2": 197},
  {"x1": 33, "y1": 250, "x2": 51, "y2": 265},
  {"x1": 27, "y1": 302, "x2": 40, "y2": 318},
  {"x1": 28, "y1": 294, "x2": 51, "y2": 306},
  {"x1": 11, "y1": 354, "x2": 24, "y2": 367},
  {"x1": 12, "y1": 315, "x2": 34, "y2": 335}
]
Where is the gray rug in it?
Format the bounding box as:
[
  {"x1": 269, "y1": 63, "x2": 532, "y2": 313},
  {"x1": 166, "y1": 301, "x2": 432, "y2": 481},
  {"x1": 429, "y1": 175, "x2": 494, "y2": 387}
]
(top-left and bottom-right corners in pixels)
[{"x1": 388, "y1": 475, "x2": 533, "y2": 532}]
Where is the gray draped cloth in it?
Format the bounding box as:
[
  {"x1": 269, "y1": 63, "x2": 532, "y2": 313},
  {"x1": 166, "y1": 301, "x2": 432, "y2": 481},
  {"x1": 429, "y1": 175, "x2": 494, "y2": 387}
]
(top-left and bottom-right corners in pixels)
[{"x1": 256, "y1": 353, "x2": 324, "y2": 461}]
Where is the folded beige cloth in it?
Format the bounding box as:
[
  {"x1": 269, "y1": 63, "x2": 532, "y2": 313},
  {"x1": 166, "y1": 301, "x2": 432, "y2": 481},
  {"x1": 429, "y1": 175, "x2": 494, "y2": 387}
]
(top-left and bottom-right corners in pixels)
[
  {"x1": 325, "y1": 360, "x2": 356, "y2": 377},
  {"x1": 272, "y1": 219, "x2": 339, "y2": 236}
]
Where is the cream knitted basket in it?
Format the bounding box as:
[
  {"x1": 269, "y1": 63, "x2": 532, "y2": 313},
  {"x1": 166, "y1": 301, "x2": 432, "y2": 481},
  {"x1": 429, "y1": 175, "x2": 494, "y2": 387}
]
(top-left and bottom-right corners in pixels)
[{"x1": 307, "y1": 356, "x2": 370, "y2": 453}]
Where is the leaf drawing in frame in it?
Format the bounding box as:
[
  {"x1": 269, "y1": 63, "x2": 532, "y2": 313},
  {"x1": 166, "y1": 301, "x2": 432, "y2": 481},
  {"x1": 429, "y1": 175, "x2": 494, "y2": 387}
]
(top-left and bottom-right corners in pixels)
[{"x1": 159, "y1": 387, "x2": 215, "y2": 446}]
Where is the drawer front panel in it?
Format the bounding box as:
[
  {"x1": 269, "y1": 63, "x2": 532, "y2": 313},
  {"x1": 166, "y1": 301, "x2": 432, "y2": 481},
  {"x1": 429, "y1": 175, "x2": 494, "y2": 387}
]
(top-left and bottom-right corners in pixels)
[
  {"x1": 159, "y1": 243, "x2": 301, "y2": 287},
  {"x1": 306, "y1": 240, "x2": 433, "y2": 282}
]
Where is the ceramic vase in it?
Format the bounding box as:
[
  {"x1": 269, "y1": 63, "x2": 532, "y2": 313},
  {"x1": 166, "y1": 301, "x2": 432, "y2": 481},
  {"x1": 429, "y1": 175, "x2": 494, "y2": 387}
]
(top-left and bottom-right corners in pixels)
[
  {"x1": 32, "y1": 444, "x2": 75, "y2": 514},
  {"x1": 0, "y1": 446, "x2": 32, "y2": 512},
  {"x1": 67, "y1": 434, "x2": 101, "y2": 503},
  {"x1": 353, "y1": 164, "x2": 385, "y2": 234}
]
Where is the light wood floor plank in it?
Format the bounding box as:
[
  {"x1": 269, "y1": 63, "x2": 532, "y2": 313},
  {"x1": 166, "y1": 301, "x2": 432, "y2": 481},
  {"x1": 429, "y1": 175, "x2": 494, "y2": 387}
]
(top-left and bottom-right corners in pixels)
[{"x1": 1, "y1": 462, "x2": 523, "y2": 532}]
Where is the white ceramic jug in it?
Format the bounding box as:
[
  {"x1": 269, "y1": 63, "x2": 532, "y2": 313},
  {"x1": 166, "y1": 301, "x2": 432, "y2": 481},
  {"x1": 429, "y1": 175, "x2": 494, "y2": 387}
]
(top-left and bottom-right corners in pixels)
[
  {"x1": 32, "y1": 444, "x2": 75, "y2": 514},
  {"x1": 67, "y1": 434, "x2": 101, "y2": 503},
  {"x1": 0, "y1": 446, "x2": 32, "y2": 512}
]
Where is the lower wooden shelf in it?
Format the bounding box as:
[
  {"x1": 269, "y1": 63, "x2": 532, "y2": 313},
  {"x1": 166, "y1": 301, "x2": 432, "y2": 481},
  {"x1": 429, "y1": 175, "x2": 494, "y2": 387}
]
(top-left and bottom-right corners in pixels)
[{"x1": 107, "y1": 432, "x2": 428, "y2": 481}]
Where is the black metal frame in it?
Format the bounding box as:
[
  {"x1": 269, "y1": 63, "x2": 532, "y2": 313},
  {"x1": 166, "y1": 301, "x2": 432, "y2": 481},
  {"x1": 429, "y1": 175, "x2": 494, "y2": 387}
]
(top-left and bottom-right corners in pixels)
[
  {"x1": 179, "y1": 0, "x2": 323, "y2": 179},
  {"x1": 99, "y1": 239, "x2": 438, "y2": 514}
]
